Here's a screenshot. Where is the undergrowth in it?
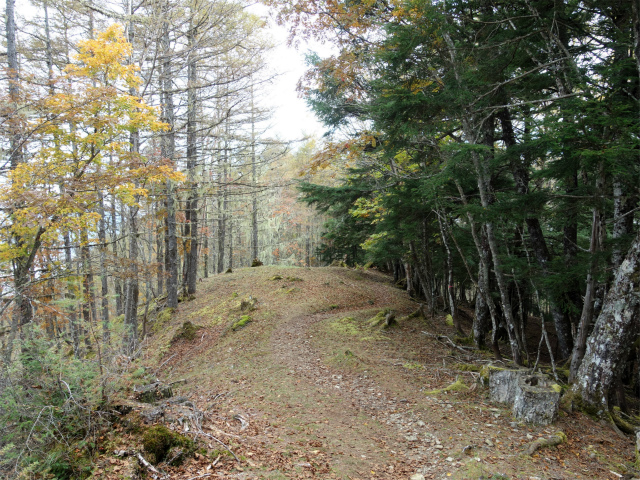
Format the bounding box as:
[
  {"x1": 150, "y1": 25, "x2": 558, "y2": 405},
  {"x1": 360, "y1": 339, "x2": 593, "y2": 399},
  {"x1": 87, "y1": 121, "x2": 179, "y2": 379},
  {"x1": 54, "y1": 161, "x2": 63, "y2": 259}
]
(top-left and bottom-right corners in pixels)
[{"x1": 0, "y1": 323, "x2": 150, "y2": 479}]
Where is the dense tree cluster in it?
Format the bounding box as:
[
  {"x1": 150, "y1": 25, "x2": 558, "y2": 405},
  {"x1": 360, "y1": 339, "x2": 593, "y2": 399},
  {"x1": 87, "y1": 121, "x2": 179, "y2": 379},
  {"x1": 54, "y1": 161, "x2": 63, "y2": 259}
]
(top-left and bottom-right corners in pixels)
[{"x1": 277, "y1": 0, "x2": 639, "y2": 412}]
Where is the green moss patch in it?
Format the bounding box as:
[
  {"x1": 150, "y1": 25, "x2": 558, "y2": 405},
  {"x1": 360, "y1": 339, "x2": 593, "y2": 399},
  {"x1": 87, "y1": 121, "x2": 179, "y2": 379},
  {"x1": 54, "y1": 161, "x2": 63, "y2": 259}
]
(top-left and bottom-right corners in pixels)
[
  {"x1": 231, "y1": 315, "x2": 252, "y2": 331},
  {"x1": 142, "y1": 425, "x2": 195, "y2": 465},
  {"x1": 171, "y1": 321, "x2": 202, "y2": 342},
  {"x1": 426, "y1": 378, "x2": 470, "y2": 395}
]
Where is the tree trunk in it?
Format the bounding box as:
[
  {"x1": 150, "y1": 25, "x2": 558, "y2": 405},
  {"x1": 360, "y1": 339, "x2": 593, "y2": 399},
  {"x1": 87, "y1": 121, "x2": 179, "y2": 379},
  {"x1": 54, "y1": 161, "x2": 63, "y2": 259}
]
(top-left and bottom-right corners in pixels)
[
  {"x1": 498, "y1": 107, "x2": 572, "y2": 358},
  {"x1": 184, "y1": 20, "x2": 199, "y2": 295},
  {"x1": 570, "y1": 192, "x2": 606, "y2": 381},
  {"x1": 98, "y1": 192, "x2": 110, "y2": 343},
  {"x1": 572, "y1": 230, "x2": 640, "y2": 408},
  {"x1": 161, "y1": 15, "x2": 178, "y2": 309}
]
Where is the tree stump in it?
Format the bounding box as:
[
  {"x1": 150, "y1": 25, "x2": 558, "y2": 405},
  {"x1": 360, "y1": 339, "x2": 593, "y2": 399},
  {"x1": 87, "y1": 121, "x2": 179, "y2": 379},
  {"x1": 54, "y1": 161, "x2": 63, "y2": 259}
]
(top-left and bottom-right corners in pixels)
[
  {"x1": 489, "y1": 369, "x2": 523, "y2": 404},
  {"x1": 490, "y1": 370, "x2": 561, "y2": 425},
  {"x1": 513, "y1": 374, "x2": 560, "y2": 425}
]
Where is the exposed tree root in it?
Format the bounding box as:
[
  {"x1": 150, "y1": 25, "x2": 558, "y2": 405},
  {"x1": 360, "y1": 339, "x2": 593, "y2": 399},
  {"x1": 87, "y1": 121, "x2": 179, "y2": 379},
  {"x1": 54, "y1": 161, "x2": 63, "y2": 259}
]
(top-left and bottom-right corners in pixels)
[{"x1": 524, "y1": 431, "x2": 567, "y2": 456}]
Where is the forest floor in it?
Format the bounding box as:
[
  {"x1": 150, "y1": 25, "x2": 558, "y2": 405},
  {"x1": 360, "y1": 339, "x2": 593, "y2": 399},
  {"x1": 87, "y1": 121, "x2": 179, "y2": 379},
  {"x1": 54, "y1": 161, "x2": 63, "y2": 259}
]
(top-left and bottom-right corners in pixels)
[{"x1": 96, "y1": 266, "x2": 637, "y2": 480}]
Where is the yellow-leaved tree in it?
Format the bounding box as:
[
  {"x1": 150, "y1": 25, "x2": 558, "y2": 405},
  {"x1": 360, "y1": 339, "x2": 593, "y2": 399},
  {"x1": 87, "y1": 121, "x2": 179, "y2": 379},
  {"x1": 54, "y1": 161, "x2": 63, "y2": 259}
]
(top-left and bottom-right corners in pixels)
[{"x1": 0, "y1": 25, "x2": 182, "y2": 356}]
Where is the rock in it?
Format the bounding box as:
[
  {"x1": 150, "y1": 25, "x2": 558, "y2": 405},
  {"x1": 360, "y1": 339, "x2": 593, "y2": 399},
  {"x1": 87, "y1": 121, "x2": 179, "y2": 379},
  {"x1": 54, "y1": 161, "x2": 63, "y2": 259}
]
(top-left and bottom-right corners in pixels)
[
  {"x1": 513, "y1": 375, "x2": 560, "y2": 425},
  {"x1": 134, "y1": 382, "x2": 173, "y2": 404},
  {"x1": 489, "y1": 369, "x2": 523, "y2": 404},
  {"x1": 409, "y1": 475, "x2": 425, "y2": 480},
  {"x1": 405, "y1": 434, "x2": 418, "y2": 442}
]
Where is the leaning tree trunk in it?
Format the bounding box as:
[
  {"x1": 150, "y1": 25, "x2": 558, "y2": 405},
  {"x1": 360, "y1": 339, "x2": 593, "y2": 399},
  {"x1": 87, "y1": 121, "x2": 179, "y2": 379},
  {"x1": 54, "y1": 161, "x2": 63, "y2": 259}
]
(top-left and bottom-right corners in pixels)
[{"x1": 572, "y1": 230, "x2": 640, "y2": 409}]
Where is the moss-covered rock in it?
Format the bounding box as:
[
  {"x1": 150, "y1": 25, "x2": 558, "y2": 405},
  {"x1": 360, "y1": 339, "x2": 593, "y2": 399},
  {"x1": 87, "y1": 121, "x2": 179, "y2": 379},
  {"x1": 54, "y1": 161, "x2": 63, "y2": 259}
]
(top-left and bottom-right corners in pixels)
[
  {"x1": 251, "y1": 258, "x2": 263, "y2": 267},
  {"x1": 171, "y1": 321, "x2": 202, "y2": 342},
  {"x1": 240, "y1": 297, "x2": 257, "y2": 312},
  {"x1": 231, "y1": 315, "x2": 251, "y2": 331}
]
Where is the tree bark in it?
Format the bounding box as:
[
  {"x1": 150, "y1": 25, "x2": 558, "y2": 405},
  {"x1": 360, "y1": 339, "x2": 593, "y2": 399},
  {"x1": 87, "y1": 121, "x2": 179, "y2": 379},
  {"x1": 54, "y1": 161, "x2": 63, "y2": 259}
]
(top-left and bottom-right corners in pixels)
[
  {"x1": 161, "y1": 14, "x2": 178, "y2": 309},
  {"x1": 572, "y1": 230, "x2": 640, "y2": 408}
]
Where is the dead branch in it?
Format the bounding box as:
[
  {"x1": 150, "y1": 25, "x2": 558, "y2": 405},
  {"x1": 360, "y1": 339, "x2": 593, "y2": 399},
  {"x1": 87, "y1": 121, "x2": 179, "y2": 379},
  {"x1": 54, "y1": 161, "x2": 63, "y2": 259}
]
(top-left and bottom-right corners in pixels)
[{"x1": 136, "y1": 451, "x2": 167, "y2": 478}]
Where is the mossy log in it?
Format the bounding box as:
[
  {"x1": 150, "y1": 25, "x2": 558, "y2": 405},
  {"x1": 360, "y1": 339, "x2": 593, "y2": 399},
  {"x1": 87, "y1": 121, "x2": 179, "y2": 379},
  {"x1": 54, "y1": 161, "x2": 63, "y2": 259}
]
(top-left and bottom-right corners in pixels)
[{"x1": 368, "y1": 309, "x2": 397, "y2": 329}]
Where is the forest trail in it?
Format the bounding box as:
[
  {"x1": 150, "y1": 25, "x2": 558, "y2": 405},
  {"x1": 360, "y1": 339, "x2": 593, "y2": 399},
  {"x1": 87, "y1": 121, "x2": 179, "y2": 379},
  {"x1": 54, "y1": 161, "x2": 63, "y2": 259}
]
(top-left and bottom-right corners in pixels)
[{"x1": 121, "y1": 266, "x2": 634, "y2": 480}]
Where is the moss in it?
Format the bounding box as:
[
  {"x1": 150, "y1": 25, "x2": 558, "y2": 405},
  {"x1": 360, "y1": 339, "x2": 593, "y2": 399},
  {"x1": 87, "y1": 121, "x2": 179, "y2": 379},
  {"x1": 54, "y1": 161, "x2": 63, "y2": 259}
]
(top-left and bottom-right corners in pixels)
[
  {"x1": 172, "y1": 321, "x2": 202, "y2": 342},
  {"x1": 454, "y1": 335, "x2": 474, "y2": 345},
  {"x1": 286, "y1": 276, "x2": 303, "y2": 282},
  {"x1": 329, "y1": 304, "x2": 339, "y2": 310},
  {"x1": 426, "y1": 378, "x2": 470, "y2": 395},
  {"x1": 479, "y1": 365, "x2": 507, "y2": 383},
  {"x1": 551, "y1": 383, "x2": 563, "y2": 393},
  {"x1": 231, "y1": 315, "x2": 251, "y2": 331},
  {"x1": 367, "y1": 309, "x2": 391, "y2": 327},
  {"x1": 271, "y1": 275, "x2": 283, "y2": 280},
  {"x1": 153, "y1": 308, "x2": 175, "y2": 333},
  {"x1": 330, "y1": 317, "x2": 360, "y2": 336},
  {"x1": 225, "y1": 268, "x2": 233, "y2": 274},
  {"x1": 445, "y1": 314, "x2": 454, "y2": 326},
  {"x1": 454, "y1": 363, "x2": 481, "y2": 372},
  {"x1": 403, "y1": 362, "x2": 425, "y2": 370},
  {"x1": 143, "y1": 425, "x2": 195, "y2": 465},
  {"x1": 240, "y1": 297, "x2": 257, "y2": 311},
  {"x1": 251, "y1": 258, "x2": 263, "y2": 267}
]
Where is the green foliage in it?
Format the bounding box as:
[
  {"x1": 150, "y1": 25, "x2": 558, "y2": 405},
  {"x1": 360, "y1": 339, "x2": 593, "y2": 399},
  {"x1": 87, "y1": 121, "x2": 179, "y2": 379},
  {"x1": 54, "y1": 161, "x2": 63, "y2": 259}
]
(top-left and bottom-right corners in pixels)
[{"x1": 0, "y1": 327, "x2": 106, "y2": 478}]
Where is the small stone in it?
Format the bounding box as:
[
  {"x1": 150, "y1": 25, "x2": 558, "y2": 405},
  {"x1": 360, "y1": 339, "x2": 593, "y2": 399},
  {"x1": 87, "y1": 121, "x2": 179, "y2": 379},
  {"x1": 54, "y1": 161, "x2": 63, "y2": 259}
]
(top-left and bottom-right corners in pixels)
[
  {"x1": 526, "y1": 434, "x2": 533, "y2": 439},
  {"x1": 446, "y1": 457, "x2": 454, "y2": 462},
  {"x1": 485, "y1": 439, "x2": 494, "y2": 447},
  {"x1": 417, "y1": 420, "x2": 426, "y2": 427},
  {"x1": 434, "y1": 444, "x2": 444, "y2": 450},
  {"x1": 405, "y1": 434, "x2": 418, "y2": 442},
  {"x1": 409, "y1": 475, "x2": 425, "y2": 480}
]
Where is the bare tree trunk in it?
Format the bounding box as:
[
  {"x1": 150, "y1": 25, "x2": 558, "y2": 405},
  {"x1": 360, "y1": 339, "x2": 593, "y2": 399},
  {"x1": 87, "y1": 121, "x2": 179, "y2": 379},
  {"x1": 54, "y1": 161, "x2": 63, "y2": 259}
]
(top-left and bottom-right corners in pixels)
[
  {"x1": 161, "y1": 14, "x2": 178, "y2": 309},
  {"x1": 184, "y1": 19, "x2": 199, "y2": 295},
  {"x1": 570, "y1": 175, "x2": 606, "y2": 381},
  {"x1": 251, "y1": 86, "x2": 259, "y2": 263},
  {"x1": 498, "y1": 107, "x2": 572, "y2": 358},
  {"x1": 436, "y1": 211, "x2": 463, "y2": 335},
  {"x1": 98, "y1": 192, "x2": 110, "y2": 343},
  {"x1": 111, "y1": 197, "x2": 124, "y2": 316}
]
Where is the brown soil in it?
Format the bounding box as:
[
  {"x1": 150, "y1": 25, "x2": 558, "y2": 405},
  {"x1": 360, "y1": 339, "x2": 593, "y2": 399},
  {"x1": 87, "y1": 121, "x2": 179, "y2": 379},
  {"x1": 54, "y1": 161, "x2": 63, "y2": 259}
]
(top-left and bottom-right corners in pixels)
[{"x1": 112, "y1": 266, "x2": 636, "y2": 479}]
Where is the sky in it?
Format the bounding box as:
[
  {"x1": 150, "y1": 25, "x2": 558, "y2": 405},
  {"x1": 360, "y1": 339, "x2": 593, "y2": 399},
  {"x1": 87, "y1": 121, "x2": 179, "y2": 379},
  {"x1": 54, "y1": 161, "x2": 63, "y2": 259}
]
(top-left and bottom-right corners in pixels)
[
  {"x1": 251, "y1": 6, "x2": 332, "y2": 143},
  {"x1": 14, "y1": 0, "x2": 330, "y2": 144}
]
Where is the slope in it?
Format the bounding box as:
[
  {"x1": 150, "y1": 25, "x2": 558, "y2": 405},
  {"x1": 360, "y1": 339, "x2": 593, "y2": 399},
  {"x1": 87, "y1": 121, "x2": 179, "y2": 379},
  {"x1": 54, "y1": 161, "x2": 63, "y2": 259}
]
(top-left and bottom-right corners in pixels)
[{"x1": 101, "y1": 266, "x2": 635, "y2": 480}]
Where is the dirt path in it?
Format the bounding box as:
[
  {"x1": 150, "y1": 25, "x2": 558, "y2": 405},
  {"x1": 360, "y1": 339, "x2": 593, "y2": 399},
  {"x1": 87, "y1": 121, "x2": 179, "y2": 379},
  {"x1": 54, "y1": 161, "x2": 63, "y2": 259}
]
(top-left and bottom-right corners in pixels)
[{"x1": 267, "y1": 311, "x2": 466, "y2": 479}]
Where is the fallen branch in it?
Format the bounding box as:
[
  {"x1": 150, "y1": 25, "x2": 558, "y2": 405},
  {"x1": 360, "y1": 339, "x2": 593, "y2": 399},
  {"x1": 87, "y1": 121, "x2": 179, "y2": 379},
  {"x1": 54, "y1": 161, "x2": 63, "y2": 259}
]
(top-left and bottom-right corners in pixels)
[
  {"x1": 195, "y1": 430, "x2": 241, "y2": 463},
  {"x1": 136, "y1": 451, "x2": 167, "y2": 478},
  {"x1": 524, "y1": 431, "x2": 567, "y2": 455},
  {"x1": 422, "y1": 331, "x2": 473, "y2": 354}
]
